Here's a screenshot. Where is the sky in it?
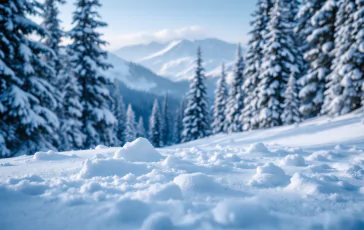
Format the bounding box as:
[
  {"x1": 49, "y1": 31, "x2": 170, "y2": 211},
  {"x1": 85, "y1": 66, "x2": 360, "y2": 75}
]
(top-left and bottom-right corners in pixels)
[{"x1": 54, "y1": 0, "x2": 257, "y2": 50}]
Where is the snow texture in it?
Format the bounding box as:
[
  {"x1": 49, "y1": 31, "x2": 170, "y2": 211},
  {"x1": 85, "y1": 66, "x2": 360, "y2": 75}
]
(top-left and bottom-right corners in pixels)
[{"x1": 0, "y1": 111, "x2": 364, "y2": 229}]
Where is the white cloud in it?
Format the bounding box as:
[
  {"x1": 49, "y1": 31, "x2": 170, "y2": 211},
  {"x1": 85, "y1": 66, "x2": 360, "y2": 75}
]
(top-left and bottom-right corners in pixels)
[{"x1": 105, "y1": 26, "x2": 208, "y2": 50}]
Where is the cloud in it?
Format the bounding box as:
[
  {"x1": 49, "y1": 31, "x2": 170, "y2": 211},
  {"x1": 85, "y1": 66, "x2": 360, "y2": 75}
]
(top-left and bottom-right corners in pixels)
[{"x1": 105, "y1": 26, "x2": 208, "y2": 50}]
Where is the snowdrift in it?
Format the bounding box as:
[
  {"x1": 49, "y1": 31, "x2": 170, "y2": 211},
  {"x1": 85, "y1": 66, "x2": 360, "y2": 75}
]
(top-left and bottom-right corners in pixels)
[{"x1": 0, "y1": 112, "x2": 364, "y2": 229}]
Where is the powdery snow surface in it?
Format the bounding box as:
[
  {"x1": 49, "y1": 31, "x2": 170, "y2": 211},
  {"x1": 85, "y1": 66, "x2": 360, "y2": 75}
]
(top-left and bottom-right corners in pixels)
[{"x1": 1, "y1": 113, "x2": 364, "y2": 230}]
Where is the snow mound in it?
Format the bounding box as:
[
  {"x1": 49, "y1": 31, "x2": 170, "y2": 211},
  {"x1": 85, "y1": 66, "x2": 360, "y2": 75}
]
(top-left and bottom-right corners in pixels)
[
  {"x1": 346, "y1": 164, "x2": 364, "y2": 179},
  {"x1": 114, "y1": 138, "x2": 163, "y2": 162},
  {"x1": 285, "y1": 173, "x2": 343, "y2": 195},
  {"x1": 249, "y1": 163, "x2": 290, "y2": 187},
  {"x1": 306, "y1": 150, "x2": 344, "y2": 161},
  {"x1": 79, "y1": 158, "x2": 149, "y2": 178},
  {"x1": 144, "y1": 183, "x2": 183, "y2": 201},
  {"x1": 161, "y1": 155, "x2": 186, "y2": 167},
  {"x1": 33, "y1": 150, "x2": 76, "y2": 161},
  {"x1": 212, "y1": 199, "x2": 278, "y2": 228},
  {"x1": 173, "y1": 173, "x2": 240, "y2": 196},
  {"x1": 246, "y1": 143, "x2": 270, "y2": 154},
  {"x1": 95, "y1": 145, "x2": 108, "y2": 150},
  {"x1": 280, "y1": 154, "x2": 306, "y2": 166},
  {"x1": 111, "y1": 198, "x2": 150, "y2": 223},
  {"x1": 141, "y1": 213, "x2": 175, "y2": 230}
]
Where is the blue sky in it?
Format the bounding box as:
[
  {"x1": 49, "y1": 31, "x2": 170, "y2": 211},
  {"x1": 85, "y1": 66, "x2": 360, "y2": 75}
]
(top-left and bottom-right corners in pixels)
[{"x1": 56, "y1": 0, "x2": 256, "y2": 50}]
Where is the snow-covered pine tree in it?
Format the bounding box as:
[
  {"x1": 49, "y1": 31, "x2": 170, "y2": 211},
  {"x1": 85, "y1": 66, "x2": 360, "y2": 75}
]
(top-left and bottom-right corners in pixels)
[
  {"x1": 281, "y1": 73, "x2": 301, "y2": 125},
  {"x1": 173, "y1": 98, "x2": 186, "y2": 144},
  {"x1": 322, "y1": 0, "x2": 363, "y2": 115},
  {"x1": 113, "y1": 81, "x2": 126, "y2": 145},
  {"x1": 137, "y1": 116, "x2": 146, "y2": 138},
  {"x1": 224, "y1": 44, "x2": 245, "y2": 133},
  {"x1": 295, "y1": 0, "x2": 318, "y2": 73},
  {"x1": 182, "y1": 47, "x2": 211, "y2": 142},
  {"x1": 0, "y1": 0, "x2": 59, "y2": 155},
  {"x1": 354, "y1": 0, "x2": 364, "y2": 106},
  {"x1": 68, "y1": 0, "x2": 116, "y2": 148},
  {"x1": 299, "y1": 0, "x2": 337, "y2": 118},
  {"x1": 125, "y1": 104, "x2": 137, "y2": 143},
  {"x1": 212, "y1": 63, "x2": 228, "y2": 134},
  {"x1": 242, "y1": 0, "x2": 273, "y2": 131},
  {"x1": 161, "y1": 93, "x2": 170, "y2": 146},
  {"x1": 42, "y1": 0, "x2": 65, "y2": 75},
  {"x1": 149, "y1": 99, "x2": 162, "y2": 147},
  {"x1": 57, "y1": 50, "x2": 84, "y2": 151},
  {"x1": 256, "y1": 0, "x2": 301, "y2": 128}
]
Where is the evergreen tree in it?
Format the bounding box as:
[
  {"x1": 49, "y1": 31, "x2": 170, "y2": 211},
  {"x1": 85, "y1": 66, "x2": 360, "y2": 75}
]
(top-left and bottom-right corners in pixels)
[
  {"x1": 113, "y1": 81, "x2": 126, "y2": 145},
  {"x1": 137, "y1": 116, "x2": 146, "y2": 138},
  {"x1": 323, "y1": 0, "x2": 362, "y2": 115},
  {"x1": 42, "y1": 0, "x2": 65, "y2": 74},
  {"x1": 224, "y1": 44, "x2": 245, "y2": 133},
  {"x1": 212, "y1": 63, "x2": 228, "y2": 134},
  {"x1": 68, "y1": 0, "x2": 116, "y2": 147},
  {"x1": 161, "y1": 93, "x2": 170, "y2": 146},
  {"x1": 354, "y1": 0, "x2": 364, "y2": 106},
  {"x1": 57, "y1": 51, "x2": 84, "y2": 150},
  {"x1": 173, "y1": 98, "x2": 186, "y2": 144},
  {"x1": 149, "y1": 99, "x2": 162, "y2": 147},
  {"x1": 182, "y1": 47, "x2": 211, "y2": 142},
  {"x1": 281, "y1": 73, "x2": 301, "y2": 125},
  {"x1": 256, "y1": 0, "x2": 301, "y2": 128},
  {"x1": 125, "y1": 104, "x2": 137, "y2": 142},
  {"x1": 299, "y1": 0, "x2": 337, "y2": 118},
  {"x1": 295, "y1": 0, "x2": 318, "y2": 73},
  {"x1": 242, "y1": 0, "x2": 273, "y2": 131},
  {"x1": 0, "y1": 0, "x2": 59, "y2": 155}
]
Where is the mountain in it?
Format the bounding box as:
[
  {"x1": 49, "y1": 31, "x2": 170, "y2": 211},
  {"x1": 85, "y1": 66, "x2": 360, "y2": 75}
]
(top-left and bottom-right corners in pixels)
[
  {"x1": 103, "y1": 52, "x2": 188, "y2": 98},
  {"x1": 113, "y1": 38, "x2": 239, "y2": 82}
]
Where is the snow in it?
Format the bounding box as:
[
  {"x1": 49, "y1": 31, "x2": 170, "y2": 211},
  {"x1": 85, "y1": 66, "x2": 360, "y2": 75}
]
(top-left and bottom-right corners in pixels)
[
  {"x1": 0, "y1": 111, "x2": 364, "y2": 229},
  {"x1": 114, "y1": 138, "x2": 163, "y2": 162}
]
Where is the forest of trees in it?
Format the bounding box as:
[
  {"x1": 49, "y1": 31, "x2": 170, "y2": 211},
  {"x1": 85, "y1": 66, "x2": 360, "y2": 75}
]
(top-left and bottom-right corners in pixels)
[{"x1": 0, "y1": 0, "x2": 363, "y2": 157}]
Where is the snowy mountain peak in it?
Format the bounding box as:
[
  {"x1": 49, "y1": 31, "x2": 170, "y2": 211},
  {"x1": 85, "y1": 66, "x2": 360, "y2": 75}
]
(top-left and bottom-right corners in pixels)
[{"x1": 113, "y1": 38, "x2": 240, "y2": 82}]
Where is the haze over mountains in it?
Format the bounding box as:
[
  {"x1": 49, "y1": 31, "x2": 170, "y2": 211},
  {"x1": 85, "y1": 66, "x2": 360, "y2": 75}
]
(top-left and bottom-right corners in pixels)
[{"x1": 113, "y1": 38, "x2": 239, "y2": 82}]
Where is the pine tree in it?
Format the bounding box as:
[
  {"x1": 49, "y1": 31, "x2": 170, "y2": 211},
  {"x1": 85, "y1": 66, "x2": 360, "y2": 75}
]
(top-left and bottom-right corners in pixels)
[
  {"x1": 137, "y1": 116, "x2": 146, "y2": 138},
  {"x1": 212, "y1": 63, "x2": 228, "y2": 134},
  {"x1": 113, "y1": 81, "x2": 126, "y2": 145},
  {"x1": 0, "y1": 0, "x2": 59, "y2": 155},
  {"x1": 255, "y1": 0, "x2": 301, "y2": 128},
  {"x1": 173, "y1": 98, "x2": 186, "y2": 144},
  {"x1": 125, "y1": 104, "x2": 137, "y2": 142},
  {"x1": 281, "y1": 74, "x2": 301, "y2": 125},
  {"x1": 323, "y1": 0, "x2": 363, "y2": 115},
  {"x1": 354, "y1": 0, "x2": 364, "y2": 106},
  {"x1": 69, "y1": 0, "x2": 116, "y2": 148},
  {"x1": 299, "y1": 0, "x2": 337, "y2": 118},
  {"x1": 182, "y1": 47, "x2": 211, "y2": 142},
  {"x1": 242, "y1": 0, "x2": 273, "y2": 131},
  {"x1": 57, "y1": 51, "x2": 84, "y2": 150},
  {"x1": 225, "y1": 44, "x2": 245, "y2": 133},
  {"x1": 295, "y1": 0, "x2": 318, "y2": 73},
  {"x1": 149, "y1": 99, "x2": 162, "y2": 147},
  {"x1": 161, "y1": 93, "x2": 170, "y2": 146},
  {"x1": 42, "y1": 0, "x2": 65, "y2": 75}
]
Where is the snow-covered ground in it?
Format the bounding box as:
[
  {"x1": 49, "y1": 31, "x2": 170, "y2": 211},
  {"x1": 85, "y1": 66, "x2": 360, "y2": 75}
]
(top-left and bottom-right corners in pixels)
[{"x1": 1, "y1": 111, "x2": 364, "y2": 230}]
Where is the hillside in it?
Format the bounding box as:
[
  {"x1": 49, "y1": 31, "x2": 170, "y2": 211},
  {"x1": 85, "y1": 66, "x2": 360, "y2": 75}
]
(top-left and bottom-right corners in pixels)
[{"x1": 1, "y1": 111, "x2": 363, "y2": 229}]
